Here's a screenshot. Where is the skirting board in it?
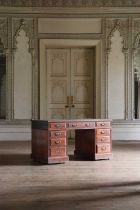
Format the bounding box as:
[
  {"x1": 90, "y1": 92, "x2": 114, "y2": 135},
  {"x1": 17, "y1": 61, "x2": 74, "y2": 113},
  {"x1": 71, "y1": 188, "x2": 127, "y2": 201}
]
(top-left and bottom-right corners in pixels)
[
  {"x1": 112, "y1": 123, "x2": 140, "y2": 140},
  {"x1": 0, "y1": 125, "x2": 31, "y2": 141},
  {"x1": 0, "y1": 123, "x2": 140, "y2": 141}
]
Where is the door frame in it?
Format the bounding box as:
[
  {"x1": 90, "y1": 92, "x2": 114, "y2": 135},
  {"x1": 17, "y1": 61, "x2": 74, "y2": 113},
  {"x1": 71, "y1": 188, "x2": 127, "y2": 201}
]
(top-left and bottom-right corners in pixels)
[{"x1": 39, "y1": 39, "x2": 102, "y2": 119}]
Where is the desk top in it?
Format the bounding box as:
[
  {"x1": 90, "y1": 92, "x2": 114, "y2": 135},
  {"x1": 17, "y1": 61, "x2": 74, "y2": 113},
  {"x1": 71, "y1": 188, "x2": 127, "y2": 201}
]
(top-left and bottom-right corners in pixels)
[
  {"x1": 32, "y1": 119, "x2": 111, "y2": 122},
  {"x1": 32, "y1": 119, "x2": 111, "y2": 130}
]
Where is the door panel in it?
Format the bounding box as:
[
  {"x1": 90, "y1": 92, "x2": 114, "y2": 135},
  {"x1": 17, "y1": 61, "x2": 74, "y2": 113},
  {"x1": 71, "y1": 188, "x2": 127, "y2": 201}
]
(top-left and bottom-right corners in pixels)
[
  {"x1": 70, "y1": 49, "x2": 94, "y2": 119},
  {"x1": 46, "y1": 49, "x2": 70, "y2": 119},
  {"x1": 46, "y1": 48, "x2": 94, "y2": 120}
]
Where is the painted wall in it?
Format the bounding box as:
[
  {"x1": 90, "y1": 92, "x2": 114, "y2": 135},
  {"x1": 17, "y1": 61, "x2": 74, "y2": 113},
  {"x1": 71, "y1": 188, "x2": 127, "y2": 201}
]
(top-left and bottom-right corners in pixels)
[
  {"x1": 38, "y1": 18, "x2": 101, "y2": 34},
  {"x1": 0, "y1": 7, "x2": 140, "y2": 140},
  {"x1": 108, "y1": 30, "x2": 125, "y2": 119},
  {"x1": 14, "y1": 30, "x2": 32, "y2": 119}
]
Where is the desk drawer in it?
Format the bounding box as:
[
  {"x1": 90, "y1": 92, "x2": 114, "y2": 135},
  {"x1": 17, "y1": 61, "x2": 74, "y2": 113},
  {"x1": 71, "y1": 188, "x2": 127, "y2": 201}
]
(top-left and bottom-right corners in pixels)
[
  {"x1": 96, "y1": 121, "x2": 110, "y2": 128},
  {"x1": 96, "y1": 129, "x2": 110, "y2": 136},
  {"x1": 49, "y1": 131, "x2": 66, "y2": 138},
  {"x1": 67, "y1": 122, "x2": 95, "y2": 129},
  {"x1": 49, "y1": 123, "x2": 66, "y2": 130},
  {"x1": 96, "y1": 135, "x2": 110, "y2": 143},
  {"x1": 49, "y1": 147, "x2": 66, "y2": 156},
  {"x1": 96, "y1": 144, "x2": 110, "y2": 153},
  {"x1": 49, "y1": 138, "x2": 66, "y2": 146}
]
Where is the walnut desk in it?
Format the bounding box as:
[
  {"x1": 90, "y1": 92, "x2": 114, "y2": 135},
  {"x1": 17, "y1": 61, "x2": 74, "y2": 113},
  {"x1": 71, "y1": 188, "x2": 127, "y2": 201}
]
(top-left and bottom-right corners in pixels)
[{"x1": 31, "y1": 119, "x2": 112, "y2": 164}]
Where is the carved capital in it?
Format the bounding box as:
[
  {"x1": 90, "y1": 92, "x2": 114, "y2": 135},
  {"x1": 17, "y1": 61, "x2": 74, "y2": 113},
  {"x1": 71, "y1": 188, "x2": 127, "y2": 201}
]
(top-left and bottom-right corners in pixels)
[{"x1": 122, "y1": 48, "x2": 129, "y2": 54}]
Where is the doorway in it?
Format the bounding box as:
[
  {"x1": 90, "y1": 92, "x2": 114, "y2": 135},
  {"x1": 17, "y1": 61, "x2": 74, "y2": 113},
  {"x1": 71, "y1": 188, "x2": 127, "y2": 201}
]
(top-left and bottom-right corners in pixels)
[
  {"x1": 40, "y1": 39, "x2": 102, "y2": 120},
  {"x1": 46, "y1": 48, "x2": 95, "y2": 120}
]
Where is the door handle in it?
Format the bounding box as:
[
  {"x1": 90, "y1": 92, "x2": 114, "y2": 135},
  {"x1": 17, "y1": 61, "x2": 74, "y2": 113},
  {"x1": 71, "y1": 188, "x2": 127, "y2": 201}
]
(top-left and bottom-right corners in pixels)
[
  {"x1": 65, "y1": 96, "x2": 70, "y2": 108},
  {"x1": 65, "y1": 96, "x2": 75, "y2": 108},
  {"x1": 70, "y1": 96, "x2": 75, "y2": 108},
  {"x1": 70, "y1": 96, "x2": 73, "y2": 104}
]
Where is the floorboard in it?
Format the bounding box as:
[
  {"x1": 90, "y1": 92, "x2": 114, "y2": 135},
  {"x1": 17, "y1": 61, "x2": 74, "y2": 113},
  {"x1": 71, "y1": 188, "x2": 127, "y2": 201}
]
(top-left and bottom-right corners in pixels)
[{"x1": 0, "y1": 141, "x2": 140, "y2": 210}]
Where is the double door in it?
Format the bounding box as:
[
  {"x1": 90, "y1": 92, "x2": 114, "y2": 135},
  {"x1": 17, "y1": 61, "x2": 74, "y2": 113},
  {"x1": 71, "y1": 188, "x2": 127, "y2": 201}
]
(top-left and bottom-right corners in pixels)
[{"x1": 46, "y1": 48, "x2": 94, "y2": 120}]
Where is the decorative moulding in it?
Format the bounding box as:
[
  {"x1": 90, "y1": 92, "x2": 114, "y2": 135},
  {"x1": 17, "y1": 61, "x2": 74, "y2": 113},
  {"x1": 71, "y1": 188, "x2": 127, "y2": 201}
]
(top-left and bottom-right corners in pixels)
[
  {"x1": 12, "y1": 18, "x2": 34, "y2": 50},
  {"x1": 1, "y1": 0, "x2": 140, "y2": 7},
  {"x1": 106, "y1": 19, "x2": 129, "y2": 54},
  {"x1": 133, "y1": 19, "x2": 140, "y2": 51},
  {"x1": 0, "y1": 18, "x2": 8, "y2": 49}
]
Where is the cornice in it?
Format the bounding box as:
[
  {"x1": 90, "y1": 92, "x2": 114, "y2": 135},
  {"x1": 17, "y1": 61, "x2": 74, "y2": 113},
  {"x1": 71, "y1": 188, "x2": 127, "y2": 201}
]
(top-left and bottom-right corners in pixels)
[
  {"x1": 1, "y1": 0, "x2": 140, "y2": 8},
  {"x1": 0, "y1": 7, "x2": 140, "y2": 15}
]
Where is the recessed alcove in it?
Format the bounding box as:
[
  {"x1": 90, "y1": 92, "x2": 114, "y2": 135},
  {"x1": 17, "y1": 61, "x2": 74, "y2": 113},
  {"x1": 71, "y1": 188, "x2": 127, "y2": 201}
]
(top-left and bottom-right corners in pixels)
[
  {"x1": 14, "y1": 29, "x2": 32, "y2": 119},
  {"x1": 108, "y1": 30, "x2": 125, "y2": 119}
]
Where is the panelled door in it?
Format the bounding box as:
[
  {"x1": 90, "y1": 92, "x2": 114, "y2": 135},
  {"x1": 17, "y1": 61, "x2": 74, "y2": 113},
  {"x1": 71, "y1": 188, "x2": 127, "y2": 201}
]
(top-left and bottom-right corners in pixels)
[{"x1": 46, "y1": 48, "x2": 94, "y2": 120}]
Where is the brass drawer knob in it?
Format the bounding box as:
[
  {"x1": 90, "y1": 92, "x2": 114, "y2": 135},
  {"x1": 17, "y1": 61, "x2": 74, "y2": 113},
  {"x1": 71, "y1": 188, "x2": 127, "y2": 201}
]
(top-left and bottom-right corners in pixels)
[
  {"x1": 101, "y1": 123, "x2": 105, "y2": 126},
  {"x1": 55, "y1": 140, "x2": 61, "y2": 144},
  {"x1": 101, "y1": 131, "x2": 105, "y2": 134},
  {"x1": 55, "y1": 132, "x2": 61, "y2": 136},
  {"x1": 55, "y1": 124, "x2": 61, "y2": 128},
  {"x1": 101, "y1": 146, "x2": 106, "y2": 151}
]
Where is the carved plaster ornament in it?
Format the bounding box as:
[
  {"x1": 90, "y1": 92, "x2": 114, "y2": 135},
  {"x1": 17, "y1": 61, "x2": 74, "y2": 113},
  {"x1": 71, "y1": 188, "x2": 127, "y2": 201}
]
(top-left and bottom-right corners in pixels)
[
  {"x1": 106, "y1": 19, "x2": 128, "y2": 54},
  {"x1": 13, "y1": 18, "x2": 34, "y2": 50},
  {"x1": 1, "y1": 0, "x2": 140, "y2": 7}
]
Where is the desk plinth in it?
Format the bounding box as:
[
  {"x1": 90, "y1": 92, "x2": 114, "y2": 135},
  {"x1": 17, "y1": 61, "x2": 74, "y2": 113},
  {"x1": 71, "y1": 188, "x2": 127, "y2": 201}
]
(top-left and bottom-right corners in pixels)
[{"x1": 31, "y1": 119, "x2": 112, "y2": 164}]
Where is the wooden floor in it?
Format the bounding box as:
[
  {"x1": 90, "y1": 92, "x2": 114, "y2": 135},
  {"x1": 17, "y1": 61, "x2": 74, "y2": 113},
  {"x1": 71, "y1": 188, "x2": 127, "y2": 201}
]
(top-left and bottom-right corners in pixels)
[{"x1": 0, "y1": 141, "x2": 140, "y2": 210}]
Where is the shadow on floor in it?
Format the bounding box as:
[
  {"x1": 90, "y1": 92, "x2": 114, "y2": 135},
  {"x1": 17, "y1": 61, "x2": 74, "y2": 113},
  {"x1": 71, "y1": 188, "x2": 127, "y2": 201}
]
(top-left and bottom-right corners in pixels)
[
  {"x1": 0, "y1": 154, "x2": 42, "y2": 166},
  {"x1": 0, "y1": 182, "x2": 140, "y2": 210}
]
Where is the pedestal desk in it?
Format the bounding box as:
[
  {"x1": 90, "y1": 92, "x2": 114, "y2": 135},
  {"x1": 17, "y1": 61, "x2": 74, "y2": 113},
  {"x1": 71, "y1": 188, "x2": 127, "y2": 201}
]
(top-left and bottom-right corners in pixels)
[{"x1": 31, "y1": 119, "x2": 112, "y2": 164}]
